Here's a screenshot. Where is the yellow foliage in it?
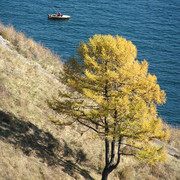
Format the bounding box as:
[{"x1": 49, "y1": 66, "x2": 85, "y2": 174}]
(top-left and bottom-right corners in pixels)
[
  {"x1": 136, "y1": 145, "x2": 167, "y2": 165},
  {"x1": 58, "y1": 34, "x2": 169, "y2": 164}
]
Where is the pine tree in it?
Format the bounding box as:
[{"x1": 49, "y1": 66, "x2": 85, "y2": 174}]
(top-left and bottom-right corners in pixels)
[{"x1": 51, "y1": 35, "x2": 169, "y2": 180}]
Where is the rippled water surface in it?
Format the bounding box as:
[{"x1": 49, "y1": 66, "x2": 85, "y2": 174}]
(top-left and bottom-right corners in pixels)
[{"x1": 0, "y1": 0, "x2": 179, "y2": 126}]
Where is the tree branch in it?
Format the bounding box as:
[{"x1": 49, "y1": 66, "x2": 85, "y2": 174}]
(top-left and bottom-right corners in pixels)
[
  {"x1": 120, "y1": 153, "x2": 135, "y2": 156},
  {"x1": 76, "y1": 118, "x2": 104, "y2": 134},
  {"x1": 105, "y1": 138, "x2": 110, "y2": 166},
  {"x1": 120, "y1": 143, "x2": 142, "y2": 150},
  {"x1": 109, "y1": 140, "x2": 115, "y2": 166},
  {"x1": 114, "y1": 136, "x2": 122, "y2": 168}
]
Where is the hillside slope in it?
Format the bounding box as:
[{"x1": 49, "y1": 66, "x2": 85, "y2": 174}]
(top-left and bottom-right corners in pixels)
[
  {"x1": 0, "y1": 23, "x2": 180, "y2": 180},
  {"x1": 0, "y1": 24, "x2": 103, "y2": 180}
]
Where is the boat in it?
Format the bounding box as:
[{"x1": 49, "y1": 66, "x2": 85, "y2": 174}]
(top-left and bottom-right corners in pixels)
[{"x1": 48, "y1": 14, "x2": 70, "y2": 20}]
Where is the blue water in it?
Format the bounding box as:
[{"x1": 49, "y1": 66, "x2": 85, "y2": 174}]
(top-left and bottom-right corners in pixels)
[{"x1": 0, "y1": 0, "x2": 180, "y2": 126}]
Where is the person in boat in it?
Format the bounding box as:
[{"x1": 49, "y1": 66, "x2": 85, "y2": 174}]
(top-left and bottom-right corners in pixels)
[{"x1": 58, "y1": 12, "x2": 62, "y2": 16}]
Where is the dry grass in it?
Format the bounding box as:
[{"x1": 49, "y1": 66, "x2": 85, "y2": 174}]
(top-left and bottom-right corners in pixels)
[
  {"x1": 0, "y1": 22, "x2": 180, "y2": 180},
  {"x1": 0, "y1": 22, "x2": 103, "y2": 180},
  {"x1": 0, "y1": 140, "x2": 76, "y2": 180},
  {"x1": 0, "y1": 22, "x2": 62, "y2": 76},
  {"x1": 167, "y1": 125, "x2": 180, "y2": 150}
]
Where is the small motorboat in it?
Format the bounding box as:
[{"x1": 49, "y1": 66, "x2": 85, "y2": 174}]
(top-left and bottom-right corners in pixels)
[{"x1": 48, "y1": 14, "x2": 70, "y2": 20}]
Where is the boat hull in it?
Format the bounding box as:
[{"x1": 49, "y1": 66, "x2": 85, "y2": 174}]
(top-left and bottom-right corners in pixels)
[{"x1": 48, "y1": 14, "x2": 70, "y2": 20}]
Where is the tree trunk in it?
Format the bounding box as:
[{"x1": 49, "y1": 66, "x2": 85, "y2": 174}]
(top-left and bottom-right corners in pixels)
[
  {"x1": 102, "y1": 136, "x2": 122, "y2": 180},
  {"x1": 102, "y1": 167, "x2": 112, "y2": 180}
]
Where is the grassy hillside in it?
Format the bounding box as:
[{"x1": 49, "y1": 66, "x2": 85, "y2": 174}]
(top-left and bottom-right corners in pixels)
[{"x1": 0, "y1": 22, "x2": 179, "y2": 180}]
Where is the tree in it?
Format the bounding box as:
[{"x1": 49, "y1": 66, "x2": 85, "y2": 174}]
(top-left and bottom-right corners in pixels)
[{"x1": 51, "y1": 35, "x2": 169, "y2": 180}]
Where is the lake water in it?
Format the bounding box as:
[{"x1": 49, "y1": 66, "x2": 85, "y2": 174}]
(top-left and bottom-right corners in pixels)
[{"x1": 0, "y1": 0, "x2": 180, "y2": 126}]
